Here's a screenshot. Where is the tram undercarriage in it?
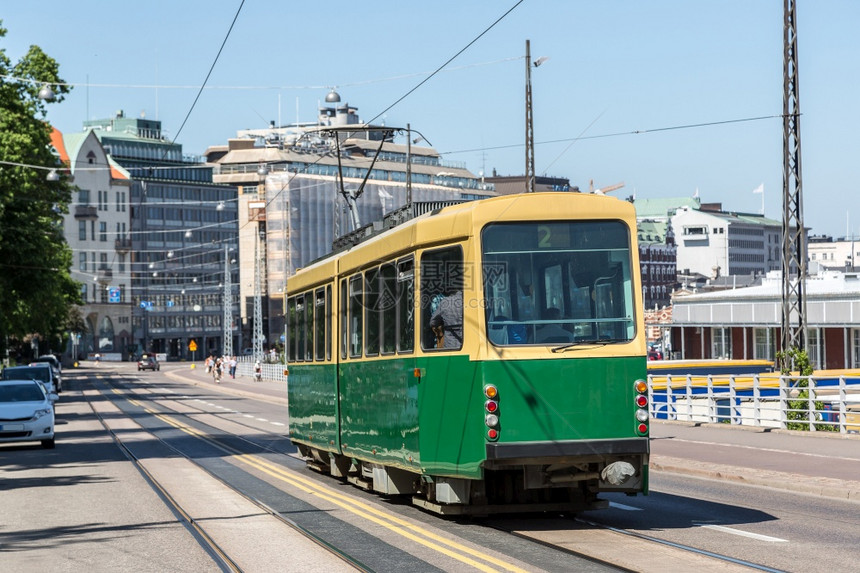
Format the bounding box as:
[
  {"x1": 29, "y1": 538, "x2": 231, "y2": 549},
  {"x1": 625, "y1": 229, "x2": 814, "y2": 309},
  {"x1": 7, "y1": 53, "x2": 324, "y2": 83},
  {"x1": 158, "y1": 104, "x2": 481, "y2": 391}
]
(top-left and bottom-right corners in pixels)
[{"x1": 296, "y1": 444, "x2": 647, "y2": 516}]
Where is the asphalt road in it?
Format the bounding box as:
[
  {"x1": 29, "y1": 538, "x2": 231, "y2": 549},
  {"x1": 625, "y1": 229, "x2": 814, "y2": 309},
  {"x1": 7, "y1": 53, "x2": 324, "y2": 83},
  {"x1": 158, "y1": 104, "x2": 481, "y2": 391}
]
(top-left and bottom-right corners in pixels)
[{"x1": 4, "y1": 361, "x2": 860, "y2": 572}]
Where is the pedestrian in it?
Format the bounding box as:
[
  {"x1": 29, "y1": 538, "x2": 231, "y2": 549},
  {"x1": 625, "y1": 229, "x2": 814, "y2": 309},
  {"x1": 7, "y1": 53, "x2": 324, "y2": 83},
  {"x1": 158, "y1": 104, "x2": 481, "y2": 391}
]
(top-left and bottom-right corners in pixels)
[
  {"x1": 254, "y1": 360, "x2": 262, "y2": 381},
  {"x1": 94, "y1": 352, "x2": 101, "y2": 366},
  {"x1": 213, "y1": 357, "x2": 222, "y2": 383},
  {"x1": 205, "y1": 355, "x2": 213, "y2": 374},
  {"x1": 229, "y1": 356, "x2": 237, "y2": 379}
]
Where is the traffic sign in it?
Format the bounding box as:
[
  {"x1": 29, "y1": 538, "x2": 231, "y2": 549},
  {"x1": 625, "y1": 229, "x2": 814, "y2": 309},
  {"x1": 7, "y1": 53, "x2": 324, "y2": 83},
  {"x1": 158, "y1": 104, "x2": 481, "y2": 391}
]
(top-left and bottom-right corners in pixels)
[
  {"x1": 189, "y1": 340, "x2": 198, "y2": 352},
  {"x1": 108, "y1": 287, "x2": 120, "y2": 303}
]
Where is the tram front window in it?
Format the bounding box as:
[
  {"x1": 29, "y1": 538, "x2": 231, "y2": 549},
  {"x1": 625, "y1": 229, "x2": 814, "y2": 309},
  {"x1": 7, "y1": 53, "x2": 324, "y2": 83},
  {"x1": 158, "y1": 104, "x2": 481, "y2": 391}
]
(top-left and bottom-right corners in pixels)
[{"x1": 482, "y1": 221, "x2": 636, "y2": 346}]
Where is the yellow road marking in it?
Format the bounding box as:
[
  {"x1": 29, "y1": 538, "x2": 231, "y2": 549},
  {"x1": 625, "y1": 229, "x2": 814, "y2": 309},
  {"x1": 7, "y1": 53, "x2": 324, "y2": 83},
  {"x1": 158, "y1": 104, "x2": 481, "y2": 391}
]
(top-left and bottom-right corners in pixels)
[{"x1": 111, "y1": 386, "x2": 528, "y2": 573}]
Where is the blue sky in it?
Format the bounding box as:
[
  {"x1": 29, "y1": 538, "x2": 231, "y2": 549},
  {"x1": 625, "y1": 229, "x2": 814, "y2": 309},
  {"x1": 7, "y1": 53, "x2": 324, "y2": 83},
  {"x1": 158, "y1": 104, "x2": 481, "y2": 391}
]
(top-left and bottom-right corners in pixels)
[{"x1": 4, "y1": 1, "x2": 858, "y2": 238}]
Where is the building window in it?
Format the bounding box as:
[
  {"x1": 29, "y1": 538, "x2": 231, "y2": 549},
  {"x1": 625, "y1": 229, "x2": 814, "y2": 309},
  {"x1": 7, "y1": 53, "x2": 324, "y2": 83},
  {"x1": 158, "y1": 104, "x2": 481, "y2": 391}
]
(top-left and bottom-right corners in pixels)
[
  {"x1": 754, "y1": 328, "x2": 773, "y2": 360},
  {"x1": 852, "y1": 330, "x2": 860, "y2": 369},
  {"x1": 79, "y1": 221, "x2": 86, "y2": 240},
  {"x1": 807, "y1": 328, "x2": 821, "y2": 369},
  {"x1": 79, "y1": 252, "x2": 87, "y2": 272},
  {"x1": 99, "y1": 222, "x2": 107, "y2": 242},
  {"x1": 712, "y1": 327, "x2": 732, "y2": 359}
]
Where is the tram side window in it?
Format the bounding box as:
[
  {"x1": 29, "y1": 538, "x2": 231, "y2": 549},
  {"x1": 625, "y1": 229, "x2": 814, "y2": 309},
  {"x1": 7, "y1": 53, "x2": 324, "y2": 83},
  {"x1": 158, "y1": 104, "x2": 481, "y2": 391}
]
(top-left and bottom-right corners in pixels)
[
  {"x1": 340, "y1": 279, "x2": 347, "y2": 359},
  {"x1": 397, "y1": 257, "x2": 414, "y2": 353},
  {"x1": 421, "y1": 246, "x2": 464, "y2": 351},
  {"x1": 349, "y1": 275, "x2": 363, "y2": 358},
  {"x1": 314, "y1": 288, "x2": 325, "y2": 361},
  {"x1": 325, "y1": 285, "x2": 332, "y2": 360},
  {"x1": 304, "y1": 292, "x2": 314, "y2": 361},
  {"x1": 287, "y1": 297, "x2": 297, "y2": 362},
  {"x1": 381, "y1": 263, "x2": 396, "y2": 354},
  {"x1": 365, "y1": 268, "x2": 380, "y2": 356},
  {"x1": 296, "y1": 295, "x2": 306, "y2": 361}
]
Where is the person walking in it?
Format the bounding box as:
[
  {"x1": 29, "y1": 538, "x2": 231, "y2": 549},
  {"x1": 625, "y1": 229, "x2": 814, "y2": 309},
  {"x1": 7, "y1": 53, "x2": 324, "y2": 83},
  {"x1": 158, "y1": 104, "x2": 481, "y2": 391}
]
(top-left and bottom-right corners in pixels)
[
  {"x1": 213, "y1": 357, "x2": 222, "y2": 383},
  {"x1": 229, "y1": 356, "x2": 237, "y2": 379}
]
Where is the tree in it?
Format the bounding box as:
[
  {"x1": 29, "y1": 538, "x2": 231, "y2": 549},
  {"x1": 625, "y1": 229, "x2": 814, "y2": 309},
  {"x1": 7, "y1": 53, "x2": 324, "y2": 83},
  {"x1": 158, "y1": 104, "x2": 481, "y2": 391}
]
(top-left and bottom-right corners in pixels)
[
  {"x1": 0, "y1": 20, "x2": 79, "y2": 357},
  {"x1": 776, "y1": 347, "x2": 833, "y2": 432}
]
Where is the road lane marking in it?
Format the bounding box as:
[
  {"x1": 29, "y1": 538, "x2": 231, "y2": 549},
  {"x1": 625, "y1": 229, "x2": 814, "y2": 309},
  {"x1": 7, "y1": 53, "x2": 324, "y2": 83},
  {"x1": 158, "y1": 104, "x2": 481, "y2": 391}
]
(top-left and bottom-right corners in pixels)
[
  {"x1": 609, "y1": 502, "x2": 642, "y2": 511},
  {"x1": 666, "y1": 438, "x2": 860, "y2": 463},
  {"x1": 696, "y1": 523, "x2": 787, "y2": 542}
]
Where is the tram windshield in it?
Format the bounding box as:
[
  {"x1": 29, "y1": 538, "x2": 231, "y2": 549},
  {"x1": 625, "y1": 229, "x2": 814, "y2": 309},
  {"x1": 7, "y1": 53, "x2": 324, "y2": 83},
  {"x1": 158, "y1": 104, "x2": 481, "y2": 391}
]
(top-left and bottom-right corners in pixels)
[{"x1": 481, "y1": 220, "x2": 636, "y2": 346}]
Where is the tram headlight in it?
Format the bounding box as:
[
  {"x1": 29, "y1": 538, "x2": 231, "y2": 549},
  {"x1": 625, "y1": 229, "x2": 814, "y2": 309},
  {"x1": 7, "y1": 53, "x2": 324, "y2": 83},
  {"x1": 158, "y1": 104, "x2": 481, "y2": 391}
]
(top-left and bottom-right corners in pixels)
[
  {"x1": 636, "y1": 409, "x2": 649, "y2": 422},
  {"x1": 637, "y1": 423, "x2": 648, "y2": 435},
  {"x1": 485, "y1": 413, "x2": 499, "y2": 428},
  {"x1": 484, "y1": 385, "x2": 498, "y2": 399},
  {"x1": 635, "y1": 379, "x2": 648, "y2": 394},
  {"x1": 485, "y1": 399, "x2": 498, "y2": 413},
  {"x1": 635, "y1": 395, "x2": 648, "y2": 408}
]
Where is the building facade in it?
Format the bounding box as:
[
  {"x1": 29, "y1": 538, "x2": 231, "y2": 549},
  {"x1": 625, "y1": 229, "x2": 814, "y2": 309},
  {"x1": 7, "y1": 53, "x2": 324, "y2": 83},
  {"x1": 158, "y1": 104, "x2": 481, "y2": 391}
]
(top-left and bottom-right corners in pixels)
[
  {"x1": 808, "y1": 235, "x2": 860, "y2": 271},
  {"x1": 670, "y1": 270, "x2": 860, "y2": 369},
  {"x1": 52, "y1": 128, "x2": 133, "y2": 360},
  {"x1": 80, "y1": 111, "x2": 239, "y2": 359}
]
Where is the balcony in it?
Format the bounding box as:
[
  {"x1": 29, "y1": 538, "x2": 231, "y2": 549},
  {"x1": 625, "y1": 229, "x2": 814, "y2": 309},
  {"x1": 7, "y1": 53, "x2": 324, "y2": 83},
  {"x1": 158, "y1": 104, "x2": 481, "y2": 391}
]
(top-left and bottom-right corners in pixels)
[
  {"x1": 74, "y1": 205, "x2": 98, "y2": 220},
  {"x1": 115, "y1": 238, "x2": 132, "y2": 253},
  {"x1": 97, "y1": 267, "x2": 113, "y2": 285}
]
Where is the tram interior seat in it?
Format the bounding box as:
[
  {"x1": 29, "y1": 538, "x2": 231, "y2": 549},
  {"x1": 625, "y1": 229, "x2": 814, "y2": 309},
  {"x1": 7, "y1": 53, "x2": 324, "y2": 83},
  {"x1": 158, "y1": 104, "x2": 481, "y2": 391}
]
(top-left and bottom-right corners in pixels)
[{"x1": 488, "y1": 316, "x2": 530, "y2": 345}]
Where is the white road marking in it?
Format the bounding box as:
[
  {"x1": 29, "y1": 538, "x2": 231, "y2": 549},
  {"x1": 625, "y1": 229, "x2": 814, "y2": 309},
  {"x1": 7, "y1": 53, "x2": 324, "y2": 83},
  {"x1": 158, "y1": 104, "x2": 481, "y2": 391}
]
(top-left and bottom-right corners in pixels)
[
  {"x1": 243, "y1": 414, "x2": 254, "y2": 418},
  {"x1": 271, "y1": 422, "x2": 285, "y2": 427},
  {"x1": 697, "y1": 523, "x2": 787, "y2": 543},
  {"x1": 256, "y1": 418, "x2": 268, "y2": 423},
  {"x1": 609, "y1": 502, "x2": 642, "y2": 511}
]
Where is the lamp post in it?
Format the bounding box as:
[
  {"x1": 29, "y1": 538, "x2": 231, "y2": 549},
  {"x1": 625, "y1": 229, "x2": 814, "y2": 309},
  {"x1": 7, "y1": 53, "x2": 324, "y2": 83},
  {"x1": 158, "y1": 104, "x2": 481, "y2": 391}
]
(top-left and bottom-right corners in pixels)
[{"x1": 525, "y1": 40, "x2": 548, "y2": 194}]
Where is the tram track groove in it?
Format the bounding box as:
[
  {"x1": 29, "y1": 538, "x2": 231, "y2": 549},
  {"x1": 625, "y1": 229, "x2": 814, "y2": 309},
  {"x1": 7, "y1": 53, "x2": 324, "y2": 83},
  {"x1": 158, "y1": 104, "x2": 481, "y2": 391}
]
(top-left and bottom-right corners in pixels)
[
  {"x1": 91, "y1": 373, "x2": 545, "y2": 572},
  {"x1": 93, "y1": 371, "x2": 785, "y2": 572},
  {"x1": 83, "y1": 374, "x2": 373, "y2": 573}
]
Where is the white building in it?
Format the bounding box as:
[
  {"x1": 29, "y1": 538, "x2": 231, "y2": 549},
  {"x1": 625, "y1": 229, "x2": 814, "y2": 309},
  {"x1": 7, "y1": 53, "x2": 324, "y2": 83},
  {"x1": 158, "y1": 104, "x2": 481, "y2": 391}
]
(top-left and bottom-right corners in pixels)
[
  {"x1": 633, "y1": 197, "x2": 786, "y2": 279},
  {"x1": 51, "y1": 129, "x2": 133, "y2": 359},
  {"x1": 808, "y1": 236, "x2": 860, "y2": 270}
]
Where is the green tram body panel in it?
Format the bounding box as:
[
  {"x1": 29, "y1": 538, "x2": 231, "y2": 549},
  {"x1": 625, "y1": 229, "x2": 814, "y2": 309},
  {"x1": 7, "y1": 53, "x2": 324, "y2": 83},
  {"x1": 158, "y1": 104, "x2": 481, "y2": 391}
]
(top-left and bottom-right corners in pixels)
[{"x1": 289, "y1": 354, "x2": 647, "y2": 481}]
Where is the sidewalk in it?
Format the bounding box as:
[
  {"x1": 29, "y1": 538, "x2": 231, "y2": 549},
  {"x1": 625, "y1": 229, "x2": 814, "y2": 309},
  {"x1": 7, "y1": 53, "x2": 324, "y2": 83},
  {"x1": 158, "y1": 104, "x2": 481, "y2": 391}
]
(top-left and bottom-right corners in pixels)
[{"x1": 167, "y1": 363, "x2": 860, "y2": 503}]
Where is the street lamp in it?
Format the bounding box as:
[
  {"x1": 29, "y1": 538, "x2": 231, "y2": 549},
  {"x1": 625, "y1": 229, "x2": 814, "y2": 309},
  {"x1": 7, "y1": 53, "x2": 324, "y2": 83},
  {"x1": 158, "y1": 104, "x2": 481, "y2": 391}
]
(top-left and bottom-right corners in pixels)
[
  {"x1": 525, "y1": 40, "x2": 548, "y2": 194},
  {"x1": 38, "y1": 83, "x2": 55, "y2": 101}
]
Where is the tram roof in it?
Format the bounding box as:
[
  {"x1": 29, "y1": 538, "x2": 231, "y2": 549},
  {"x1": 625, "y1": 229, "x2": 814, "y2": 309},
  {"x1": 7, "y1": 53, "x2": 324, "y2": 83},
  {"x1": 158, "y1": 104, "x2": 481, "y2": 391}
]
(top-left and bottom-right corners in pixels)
[{"x1": 288, "y1": 192, "x2": 635, "y2": 291}]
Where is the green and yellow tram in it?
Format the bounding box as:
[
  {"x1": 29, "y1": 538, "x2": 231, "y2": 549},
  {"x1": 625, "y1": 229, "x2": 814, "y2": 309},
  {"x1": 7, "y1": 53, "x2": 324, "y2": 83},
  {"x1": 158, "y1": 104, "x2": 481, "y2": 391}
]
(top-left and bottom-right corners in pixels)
[{"x1": 286, "y1": 192, "x2": 649, "y2": 514}]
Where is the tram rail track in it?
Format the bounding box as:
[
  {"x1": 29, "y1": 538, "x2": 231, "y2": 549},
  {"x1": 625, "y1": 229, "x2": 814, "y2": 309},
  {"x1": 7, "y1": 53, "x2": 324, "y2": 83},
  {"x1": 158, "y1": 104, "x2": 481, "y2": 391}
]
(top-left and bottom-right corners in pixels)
[
  {"x1": 81, "y1": 374, "x2": 372, "y2": 573},
  {"x1": 86, "y1": 369, "x2": 784, "y2": 572}
]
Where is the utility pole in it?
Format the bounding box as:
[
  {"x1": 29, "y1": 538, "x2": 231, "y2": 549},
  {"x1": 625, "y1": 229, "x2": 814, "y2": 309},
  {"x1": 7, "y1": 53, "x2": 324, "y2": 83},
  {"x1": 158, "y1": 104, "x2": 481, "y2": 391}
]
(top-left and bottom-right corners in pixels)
[
  {"x1": 525, "y1": 39, "x2": 536, "y2": 193},
  {"x1": 781, "y1": 0, "x2": 807, "y2": 362},
  {"x1": 222, "y1": 244, "x2": 233, "y2": 357},
  {"x1": 253, "y1": 226, "x2": 265, "y2": 363}
]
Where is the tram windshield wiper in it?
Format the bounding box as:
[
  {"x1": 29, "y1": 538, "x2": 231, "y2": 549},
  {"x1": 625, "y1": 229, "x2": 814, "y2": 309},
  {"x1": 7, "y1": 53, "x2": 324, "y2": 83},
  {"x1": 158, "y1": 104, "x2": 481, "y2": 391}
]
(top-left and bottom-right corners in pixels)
[{"x1": 551, "y1": 338, "x2": 630, "y2": 353}]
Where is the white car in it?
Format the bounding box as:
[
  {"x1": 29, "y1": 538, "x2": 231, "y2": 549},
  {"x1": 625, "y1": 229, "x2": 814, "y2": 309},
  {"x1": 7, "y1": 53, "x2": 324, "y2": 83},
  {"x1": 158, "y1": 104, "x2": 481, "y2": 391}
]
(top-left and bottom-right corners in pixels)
[
  {"x1": 1, "y1": 364, "x2": 60, "y2": 394},
  {"x1": 0, "y1": 380, "x2": 57, "y2": 449}
]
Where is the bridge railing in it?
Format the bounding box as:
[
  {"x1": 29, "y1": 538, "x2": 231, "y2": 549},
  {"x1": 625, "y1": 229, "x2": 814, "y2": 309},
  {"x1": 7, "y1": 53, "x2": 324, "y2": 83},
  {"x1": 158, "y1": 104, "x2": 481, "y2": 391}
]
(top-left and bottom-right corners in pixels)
[{"x1": 647, "y1": 373, "x2": 860, "y2": 434}]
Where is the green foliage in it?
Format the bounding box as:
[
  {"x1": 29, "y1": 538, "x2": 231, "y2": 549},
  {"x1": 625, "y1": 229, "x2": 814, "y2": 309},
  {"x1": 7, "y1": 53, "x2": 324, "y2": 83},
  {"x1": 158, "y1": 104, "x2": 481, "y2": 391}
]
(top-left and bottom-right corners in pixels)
[
  {"x1": 0, "y1": 20, "x2": 79, "y2": 356},
  {"x1": 775, "y1": 347, "x2": 834, "y2": 432}
]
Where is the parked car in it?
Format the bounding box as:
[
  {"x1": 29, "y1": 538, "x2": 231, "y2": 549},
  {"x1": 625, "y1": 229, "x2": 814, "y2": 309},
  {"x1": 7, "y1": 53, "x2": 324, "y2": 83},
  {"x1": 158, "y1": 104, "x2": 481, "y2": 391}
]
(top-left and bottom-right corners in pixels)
[
  {"x1": 137, "y1": 356, "x2": 160, "y2": 371},
  {"x1": 31, "y1": 361, "x2": 62, "y2": 393},
  {"x1": 34, "y1": 354, "x2": 62, "y2": 373},
  {"x1": 1, "y1": 364, "x2": 60, "y2": 394},
  {"x1": 0, "y1": 379, "x2": 57, "y2": 449}
]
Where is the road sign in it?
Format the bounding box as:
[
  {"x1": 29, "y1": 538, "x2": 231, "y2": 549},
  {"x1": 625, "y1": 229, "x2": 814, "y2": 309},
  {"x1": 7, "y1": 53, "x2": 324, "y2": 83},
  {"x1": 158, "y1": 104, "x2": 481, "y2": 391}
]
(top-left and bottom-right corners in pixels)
[
  {"x1": 189, "y1": 340, "x2": 198, "y2": 352},
  {"x1": 108, "y1": 287, "x2": 120, "y2": 303}
]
